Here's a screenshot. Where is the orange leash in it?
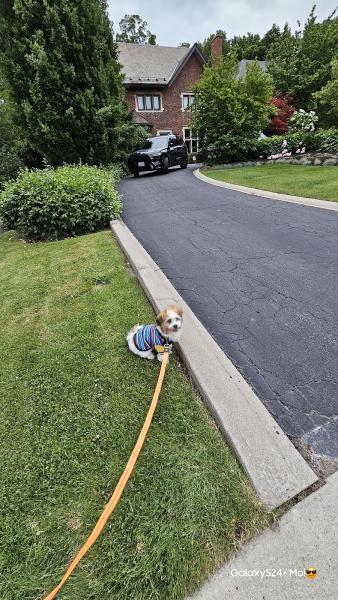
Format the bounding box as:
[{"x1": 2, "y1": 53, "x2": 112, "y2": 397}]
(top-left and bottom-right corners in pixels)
[{"x1": 44, "y1": 348, "x2": 169, "y2": 600}]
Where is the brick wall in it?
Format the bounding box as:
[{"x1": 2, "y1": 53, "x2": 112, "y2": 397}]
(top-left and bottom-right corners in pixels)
[{"x1": 125, "y1": 54, "x2": 204, "y2": 136}]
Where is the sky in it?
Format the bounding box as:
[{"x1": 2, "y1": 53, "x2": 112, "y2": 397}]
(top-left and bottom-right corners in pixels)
[{"x1": 108, "y1": 0, "x2": 336, "y2": 46}]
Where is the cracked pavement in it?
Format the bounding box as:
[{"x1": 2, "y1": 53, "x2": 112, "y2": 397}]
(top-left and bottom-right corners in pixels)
[{"x1": 119, "y1": 166, "x2": 338, "y2": 473}]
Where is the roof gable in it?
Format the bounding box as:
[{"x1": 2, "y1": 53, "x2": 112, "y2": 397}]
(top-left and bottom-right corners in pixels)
[{"x1": 117, "y1": 42, "x2": 206, "y2": 87}]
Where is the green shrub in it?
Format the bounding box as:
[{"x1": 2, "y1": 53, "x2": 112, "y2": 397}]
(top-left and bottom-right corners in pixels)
[
  {"x1": 0, "y1": 99, "x2": 25, "y2": 188},
  {"x1": 255, "y1": 134, "x2": 303, "y2": 158},
  {"x1": 0, "y1": 165, "x2": 122, "y2": 240},
  {"x1": 188, "y1": 151, "x2": 203, "y2": 164},
  {"x1": 255, "y1": 129, "x2": 338, "y2": 159},
  {"x1": 204, "y1": 137, "x2": 260, "y2": 164},
  {"x1": 0, "y1": 145, "x2": 24, "y2": 189},
  {"x1": 305, "y1": 128, "x2": 338, "y2": 154},
  {"x1": 205, "y1": 128, "x2": 338, "y2": 164},
  {"x1": 253, "y1": 128, "x2": 338, "y2": 158}
]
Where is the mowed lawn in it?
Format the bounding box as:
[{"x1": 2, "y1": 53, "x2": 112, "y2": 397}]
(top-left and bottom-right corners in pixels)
[
  {"x1": 203, "y1": 164, "x2": 338, "y2": 201},
  {"x1": 0, "y1": 230, "x2": 268, "y2": 600}
]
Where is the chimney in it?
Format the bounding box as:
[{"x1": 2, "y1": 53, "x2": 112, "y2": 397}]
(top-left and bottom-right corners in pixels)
[{"x1": 211, "y1": 34, "x2": 224, "y2": 63}]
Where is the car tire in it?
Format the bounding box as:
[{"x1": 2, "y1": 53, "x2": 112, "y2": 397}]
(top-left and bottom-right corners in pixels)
[
  {"x1": 161, "y1": 156, "x2": 169, "y2": 174},
  {"x1": 180, "y1": 156, "x2": 188, "y2": 169},
  {"x1": 133, "y1": 170, "x2": 140, "y2": 178}
]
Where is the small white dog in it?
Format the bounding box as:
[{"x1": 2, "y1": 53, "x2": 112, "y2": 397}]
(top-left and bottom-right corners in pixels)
[{"x1": 127, "y1": 304, "x2": 183, "y2": 362}]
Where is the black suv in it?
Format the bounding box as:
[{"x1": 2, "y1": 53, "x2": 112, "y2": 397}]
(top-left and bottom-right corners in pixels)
[{"x1": 128, "y1": 135, "x2": 188, "y2": 177}]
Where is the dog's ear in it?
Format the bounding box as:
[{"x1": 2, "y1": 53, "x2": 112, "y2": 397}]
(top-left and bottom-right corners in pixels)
[
  {"x1": 156, "y1": 309, "x2": 165, "y2": 326},
  {"x1": 171, "y1": 304, "x2": 183, "y2": 318},
  {"x1": 176, "y1": 305, "x2": 183, "y2": 318}
]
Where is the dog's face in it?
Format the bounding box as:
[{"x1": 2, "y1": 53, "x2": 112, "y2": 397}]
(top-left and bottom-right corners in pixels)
[{"x1": 156, "y1": 304, "x2": 183, "y2": 336}]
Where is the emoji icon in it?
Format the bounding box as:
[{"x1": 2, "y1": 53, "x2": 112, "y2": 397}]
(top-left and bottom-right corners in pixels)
[{"x1": 306, "y1": 567, "x2": 317, "y2": 579}]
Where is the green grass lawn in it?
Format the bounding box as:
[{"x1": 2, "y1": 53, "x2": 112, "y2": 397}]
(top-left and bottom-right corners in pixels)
[
  {"x1": 203, "y1": 164, "x2": 338, "y2": 201},
  {"x1": 0, "y1": 230, "x2": 269, "y2": 600}
]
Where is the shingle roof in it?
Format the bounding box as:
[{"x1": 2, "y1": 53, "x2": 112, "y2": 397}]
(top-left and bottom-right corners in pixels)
[
  {"x1": 237, "y1": 59, "x2": 268, "y2": 79},
  {"x1": 117, "y1": 42, "x2": 206, "y2": 86},
  {"x1": 132, "y1": 112, "x2": 151, "y2": 126}
]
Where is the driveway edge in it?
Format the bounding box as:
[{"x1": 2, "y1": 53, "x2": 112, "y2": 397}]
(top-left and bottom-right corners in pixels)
[
  {"x1": 110, "y1": 219, "x2": 317, "y2": 510},
  {"x1": 194, "y1": 168, "x2": 338, "y2": 212}
]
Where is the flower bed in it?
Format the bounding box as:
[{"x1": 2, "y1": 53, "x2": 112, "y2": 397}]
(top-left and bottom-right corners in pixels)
[{"x1": 207, "y1": 153, "x2": 338, "y2": 170}]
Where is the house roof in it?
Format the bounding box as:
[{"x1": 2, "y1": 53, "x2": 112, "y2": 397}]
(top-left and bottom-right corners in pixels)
[
  {"x1": 117, "y1": 42, "x2": 206, "y2": 87},
  {"x1": 237, "y1": 59, "x2": 268, "y2": 79},
  {"x1": 132, "y1": 112, "x2": 151, "y2": 126}
]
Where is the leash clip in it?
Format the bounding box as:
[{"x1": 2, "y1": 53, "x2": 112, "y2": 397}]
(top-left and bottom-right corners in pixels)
[{"x1": 154, "y1": 343, "x2": 170, "y2": 354}]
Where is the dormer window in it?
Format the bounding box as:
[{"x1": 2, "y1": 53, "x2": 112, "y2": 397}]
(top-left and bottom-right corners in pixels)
[{"x1": 136, "y1": 94, "x2": 161, "y2": 111}]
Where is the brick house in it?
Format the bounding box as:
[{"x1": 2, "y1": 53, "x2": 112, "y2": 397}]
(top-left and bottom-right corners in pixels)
[{"x1": 117, "y1": 40, "x2": 212, "y2": 152}]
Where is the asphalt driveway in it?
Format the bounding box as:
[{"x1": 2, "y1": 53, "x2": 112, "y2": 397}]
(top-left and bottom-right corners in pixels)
[{"x1": 119, "y1": 166, "x2": 338, "y2": 473}]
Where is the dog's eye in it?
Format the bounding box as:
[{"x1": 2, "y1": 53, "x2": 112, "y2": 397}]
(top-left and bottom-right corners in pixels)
[{"x1": 167, "y1": 318, "x2": 172, "y2": 324}]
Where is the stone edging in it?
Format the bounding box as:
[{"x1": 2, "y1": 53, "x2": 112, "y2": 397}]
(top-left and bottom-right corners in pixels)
[
  {"x1": 194, "y1": 168, "x2": 338, "y2": 212},
  {"x1": 110, "y1": 219, "x2": 317, "y2": 510},
  {"x1": 205, "y1": 153, "x2": 338, "y2": 169}
]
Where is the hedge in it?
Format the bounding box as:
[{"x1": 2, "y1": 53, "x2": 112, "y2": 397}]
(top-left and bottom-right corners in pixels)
[
  {"x1": 204, "y1": 128, "x2": 338, "y2": 164},
  {"x1": 0, "y1": 165, "x2": 122, "y2": 240}
]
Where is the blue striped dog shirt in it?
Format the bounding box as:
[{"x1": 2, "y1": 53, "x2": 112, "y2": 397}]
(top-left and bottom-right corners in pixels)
[{"x1": 133, "y1": 325, "x2": 167, "y2": 352}]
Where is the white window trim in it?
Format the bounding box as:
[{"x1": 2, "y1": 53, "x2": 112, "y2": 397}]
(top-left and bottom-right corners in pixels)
[
  {"x1": 183, "y1": 127, "x2": 199, "y2": 153},
  {"x1": 157, "y1": 129, "x2": 172, "y2": 136},
  {"x1": 135, "y1": 92, "x2": 164, "y2": 113},
  {"x1": 181, "y1": 92, "x2": 195, "y2": 112}
]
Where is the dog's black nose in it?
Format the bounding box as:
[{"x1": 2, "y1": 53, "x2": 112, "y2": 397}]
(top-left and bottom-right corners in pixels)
[{"x1": 173, "y1": 324, "x2": 178, "y2": 330}]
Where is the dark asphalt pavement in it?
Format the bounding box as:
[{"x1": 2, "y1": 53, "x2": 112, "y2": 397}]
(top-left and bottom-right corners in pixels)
[{"x1": 119, "y1": 166, "x2": 338, "y2": 471}]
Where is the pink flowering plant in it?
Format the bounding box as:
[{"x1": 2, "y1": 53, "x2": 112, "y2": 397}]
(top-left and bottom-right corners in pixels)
[
  {"x1": 267, "y1": 139, "x2": 292, "y2": 160},
  {"x1": 267, "y1": 138, "x2": 306, "y2": 161}
]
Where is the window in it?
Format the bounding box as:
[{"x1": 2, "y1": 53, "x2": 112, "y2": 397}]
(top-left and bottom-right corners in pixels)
[
  {"x1": 157, "y1": 129, "x2": 172, "y2": 136},
  {"x1": 136, "y1": 94, "x2": 161, "y2": 111},
  {"x1": 140, "y1": 137, "x2": 170, "y2": 150},
  {"x1": 182, "y1": 93, "x2": 195, "y2": 111},
  {"x1": 152, "y1": 95, "x2": 160, "y2": 110},
  {"x1": 183, "y1": 128, "x2": 199, "y2": 153}
]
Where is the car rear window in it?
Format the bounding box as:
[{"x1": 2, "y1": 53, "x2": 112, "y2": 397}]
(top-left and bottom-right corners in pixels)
[{"x1": 140, "y1": 137, "x2": 169, "y2": 150}]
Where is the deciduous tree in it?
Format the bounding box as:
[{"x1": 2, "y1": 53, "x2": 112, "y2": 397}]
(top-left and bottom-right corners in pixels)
[
  {"x1": 265, "y1": 95, "x2": 295, "y2": 135},
  {"x1": 116, "y1": 14, "x2": 156, "y2": 45},
  {"x1": 192, "y1": 54, "x2": 274, "y2": 160}
]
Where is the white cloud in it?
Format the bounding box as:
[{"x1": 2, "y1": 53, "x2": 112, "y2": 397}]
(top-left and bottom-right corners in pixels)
[{"x1": 108, "y1": 0, "x2": 336, "y2": 46}]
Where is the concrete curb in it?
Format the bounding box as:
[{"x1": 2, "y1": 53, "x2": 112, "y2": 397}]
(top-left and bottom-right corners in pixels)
[
  {"x1": 110, "y1": 220, "x2": 317, "y2": 510},
  {"x1": 194, "y1": 168, "x2": 338, "y2": 212}
]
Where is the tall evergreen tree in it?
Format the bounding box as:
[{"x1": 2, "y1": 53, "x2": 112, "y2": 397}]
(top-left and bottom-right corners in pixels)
[
  {"x1": 268, "y1": 7, "x2": 338, "y2": 109},
  {"x1": 0, "y1": 0, "x2": 141, "y2": 165},
  {"x1": 260, "y1": 24, "x2": 283, "y2": 58},
  {"x1": 230, "y1": 33, "x2": 263, "y2": 60}
]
